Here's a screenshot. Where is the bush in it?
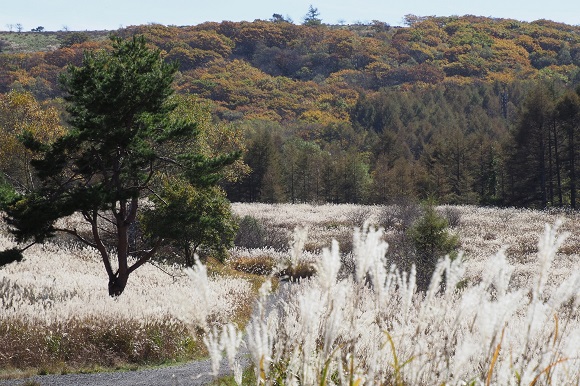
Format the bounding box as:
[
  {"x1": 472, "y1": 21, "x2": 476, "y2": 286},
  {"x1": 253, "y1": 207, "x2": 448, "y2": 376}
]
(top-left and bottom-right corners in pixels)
[
  {"x1": 0, "y1": 317, "x2": 198, "y2": 372},
  {"x1": 0, "y1": 176, "x2": 18, "y2": 208},
  {"x1": 408, "y1": 202, "x2": 459, "y2": 291},
  {"x1": 234, "y1": 215, "x2": 288, "y2": 250},
  {"x1": 439, "y1": 205, "x2": 462, "y2": 227},
  {"x1": 234, "y1": 216, "x2": 265, "y2": 249},
  {"x1": 276, "y1": 261, "x2": 316, "y2": 282},
  {"x1": 59, "y1": 32, "x2": 89, "y2": 48},
  {"x1": 347, "y1": 207, "x2": 372, "y2": 229},
  {"x1": 379, "y1": 201, "x2": 421, "y2": 232},
  {"x1": 230, "y1": 255, "x2": 275, "y2": 276},
  {"x1": 379, "y1": 201, "x2": 421, "y2": 270}
]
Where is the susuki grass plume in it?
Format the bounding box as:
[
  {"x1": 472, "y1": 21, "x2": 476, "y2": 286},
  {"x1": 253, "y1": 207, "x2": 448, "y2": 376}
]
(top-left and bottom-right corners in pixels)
[
  {"x1": 0, "y1": 231, "x2": 253, "y2": 373},
  {"x1": 213, "y1": 216, "x2": 580, "y2": 385},
  {"x1": 3, "y1": 204, "x2": 580, "y2": 384}
]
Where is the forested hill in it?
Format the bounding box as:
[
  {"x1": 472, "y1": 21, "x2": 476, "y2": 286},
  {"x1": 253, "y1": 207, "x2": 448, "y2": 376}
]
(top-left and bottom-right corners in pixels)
[{"x1": 1, "y1": 16, "x2": 580, "y2": 208}]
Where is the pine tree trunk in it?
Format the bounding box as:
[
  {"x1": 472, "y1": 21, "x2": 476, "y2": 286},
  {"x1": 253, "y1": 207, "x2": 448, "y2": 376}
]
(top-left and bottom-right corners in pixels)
[
  {"x1": 109, "y1": 272, "x2": 129, "y2": 297},
  {"x1": 110, "y1": 221, "x2": 131, "y2": 296}
]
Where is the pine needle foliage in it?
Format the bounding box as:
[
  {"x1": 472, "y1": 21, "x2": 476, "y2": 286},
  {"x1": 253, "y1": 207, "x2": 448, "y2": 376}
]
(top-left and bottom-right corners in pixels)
[
  {"x1": 407, "y1": 201, "x2": 459, "y2": 291},
  {"x1": 1, "y1": 35, "x2": 238, "y2": 296}
]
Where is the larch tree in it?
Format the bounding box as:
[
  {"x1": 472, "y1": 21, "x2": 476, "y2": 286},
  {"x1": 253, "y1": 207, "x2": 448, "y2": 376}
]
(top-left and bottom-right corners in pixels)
[
  {"x1": 556, "y1": 90, "x2": 580, "y2": 208},
  {"x1": 507, "y1": 85, "x2": 553, "y2": 207},
  {"x1": 1, "y1": 35, "x2": 238, "y2": 296}
]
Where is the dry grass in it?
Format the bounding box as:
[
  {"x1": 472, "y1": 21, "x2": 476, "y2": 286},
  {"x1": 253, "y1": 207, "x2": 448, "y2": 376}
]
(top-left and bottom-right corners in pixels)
[
  {"x1": 0, "y1": 317, "x2": 199, "y2": 378},
  {"x1": 3, "y1": 203, "x2": 580, "y2": 383},
  {"x1": 229, "y1": 255, "x2": 276, "y2": 276},
  {"x1": 220, "y1": 216, "x2": 580, "y2": 385},
  {"x1": 0, "y1": 228, "x2": 256, "y2": 377}
]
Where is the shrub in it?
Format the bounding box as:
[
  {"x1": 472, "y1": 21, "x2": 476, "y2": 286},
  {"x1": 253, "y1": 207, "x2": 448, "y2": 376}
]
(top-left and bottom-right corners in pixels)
[
  {"x1": 276, "y1": 261, "x2": 317, "y2": 282},
  {"x1": 0, "y1": 317, "x2": 198, "y2": 372},
  {"x1": 234, "y1": 216, "x2": 265, "y2": 249},
  {"x1": 379, "y1": 201, "x2": 421, "y2": 231},
  {"x1": 439, "y1": 205, "x2": 462, "y2": 227},
  {"x1": 346, "y1": 207, "x2": 372, "y2": 229},
  {"x1": 59, "y1": 32, "x2": 89, "y2": 48},
  {"x1": 0, "y1": 176, "x2": 17, "y2": 207},
  {"x1": 379, "y1": 201, "x2": 421, "y2": 270},
  {"x1": 408, "y1": 202, "x2": 459, "y2": 291},
  {"x1": 234, "y1": 215, "x2": 288, "y2": 250},
  {"x1": 230, "y1": 255, "x2": 275, "y2": 276}
]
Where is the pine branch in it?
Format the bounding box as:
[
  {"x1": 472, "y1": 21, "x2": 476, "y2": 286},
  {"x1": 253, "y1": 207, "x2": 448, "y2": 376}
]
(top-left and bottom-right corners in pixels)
[{"x1": 53, "y1": 227, "x2": 97, "y2": 249}]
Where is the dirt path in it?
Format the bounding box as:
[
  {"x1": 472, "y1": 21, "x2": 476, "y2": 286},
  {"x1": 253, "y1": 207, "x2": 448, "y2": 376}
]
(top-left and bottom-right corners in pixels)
[{"x1": 0, "y1": 356, "x2": 244, "y2": 386}]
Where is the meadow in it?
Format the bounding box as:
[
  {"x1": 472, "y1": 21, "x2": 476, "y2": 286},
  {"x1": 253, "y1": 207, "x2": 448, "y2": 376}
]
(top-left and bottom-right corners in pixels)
[{"x1": 1, "y1": 204, "x2": 580, "y2": 385}]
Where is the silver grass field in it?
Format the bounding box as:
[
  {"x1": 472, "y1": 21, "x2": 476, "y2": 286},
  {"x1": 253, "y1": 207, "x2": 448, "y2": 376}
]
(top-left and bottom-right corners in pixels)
[{"x1": 2, "y1": 204, "x2": 580, "y2": 385}]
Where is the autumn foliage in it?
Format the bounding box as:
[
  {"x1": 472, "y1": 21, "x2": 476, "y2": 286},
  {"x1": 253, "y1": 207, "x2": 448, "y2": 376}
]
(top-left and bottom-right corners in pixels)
[{"x1": 1, "y1": 16, "x2": 580, "y2": 207}]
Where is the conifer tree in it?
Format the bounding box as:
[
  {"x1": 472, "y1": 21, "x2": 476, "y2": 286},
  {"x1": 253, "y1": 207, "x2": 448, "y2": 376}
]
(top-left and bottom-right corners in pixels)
[
  {"x1": 556, "y1": 90, "x2": 580, "y2": 208},
  {"x1": 1, "y1": 35, "x2": 238, "y2": 296},
  {"x1": 408, "y1": 202, "x2": 459, "y2": 292},
  {"x1": 507, "y1": 85, "x2": 553, "y2": 207}
]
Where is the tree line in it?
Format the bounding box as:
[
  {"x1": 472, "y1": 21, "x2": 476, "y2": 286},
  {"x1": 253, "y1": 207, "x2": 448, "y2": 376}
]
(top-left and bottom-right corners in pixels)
[
  {"x1": 224, "y1": 79, "x2": 580, "y2": 209},
  {"x1": 2, "y1": 28, "x2": 580, "y2": 297}
]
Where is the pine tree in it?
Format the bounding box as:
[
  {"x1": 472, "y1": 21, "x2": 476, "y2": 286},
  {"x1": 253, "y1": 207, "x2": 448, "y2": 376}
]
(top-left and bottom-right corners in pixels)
[
  {"x1": 1, "y1": 35, "x2": 238, "y2": 296},
  {"x1": 408, "y1": 202, "x2": 459, "y2": 292},
  {"x1": 303, "y1": 5, "x2": 322, "y2": 26},
  {"x1": 507, "y1": 85, "x2": 553, "y2": 207}
]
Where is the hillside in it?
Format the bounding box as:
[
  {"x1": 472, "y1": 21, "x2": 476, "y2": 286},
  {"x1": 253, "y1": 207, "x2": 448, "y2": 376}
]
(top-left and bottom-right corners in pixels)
[
  {"x1": 2, "y1": 17, "x2": 580, "y2": 116},
  {"x1": 1, "y1": 16, "x2": 580, "y2": 207}
]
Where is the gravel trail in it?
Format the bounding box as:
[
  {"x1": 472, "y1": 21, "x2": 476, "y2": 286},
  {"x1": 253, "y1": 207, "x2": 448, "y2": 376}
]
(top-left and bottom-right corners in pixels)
[{"x1": 0, "y1": 356, "x2": 246, "y2": 386}]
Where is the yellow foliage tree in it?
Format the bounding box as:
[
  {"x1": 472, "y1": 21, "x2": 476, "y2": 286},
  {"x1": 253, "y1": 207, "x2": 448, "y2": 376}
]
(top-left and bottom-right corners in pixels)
[{"x1": 0, "y1": 91, "x2": 65, "y2": 190}]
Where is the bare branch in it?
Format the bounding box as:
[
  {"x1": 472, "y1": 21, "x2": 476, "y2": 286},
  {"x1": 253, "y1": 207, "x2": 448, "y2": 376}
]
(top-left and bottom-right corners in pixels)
[
  {"x1": 146, "y1": 259, "x2": 182, "y2": 281},
  {"x1": 128, "y1": 237, "x2": 164, "y2": 274},
  {"x1": 19, "y1": 242, "x2": 37, "y2": 253},
  {"x1": 53, "y1": 227, "x2": 98, "y2": 248},
  {"x1": 146, "y1": 186, "x2": 168, "y2": 206},
  {"x1": 97, "y1": 212, "x2": 116, "y2": 226}
]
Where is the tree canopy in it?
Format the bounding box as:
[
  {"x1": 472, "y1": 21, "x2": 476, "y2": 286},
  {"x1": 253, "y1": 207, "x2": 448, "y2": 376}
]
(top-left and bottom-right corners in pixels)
[
  {"x1": 1, "y1": 35, "x2": 238, "y2": 296},
  {"x1": 2, "y1": 17, "x2": 580, "y2": 208}
]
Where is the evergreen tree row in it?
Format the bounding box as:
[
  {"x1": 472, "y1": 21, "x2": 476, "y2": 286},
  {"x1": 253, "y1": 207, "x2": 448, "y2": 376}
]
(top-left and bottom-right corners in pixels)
[{"x1": 224, "y1": 80, "x2": 580, "y2": 209}]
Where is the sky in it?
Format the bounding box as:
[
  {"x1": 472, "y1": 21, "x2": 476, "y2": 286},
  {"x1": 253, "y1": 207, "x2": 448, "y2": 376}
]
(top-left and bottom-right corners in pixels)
[{"x1": 1, "y1": 0, "x2": 579, "y2": 32}]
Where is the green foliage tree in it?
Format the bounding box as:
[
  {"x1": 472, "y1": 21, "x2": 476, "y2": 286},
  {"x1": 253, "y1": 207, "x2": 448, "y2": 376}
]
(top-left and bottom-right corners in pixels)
[
  {"x1": 555, "y1": 90, "x2": 580, "y2": 208},
  {"x1": 507, "y1": 84, "x2": 554, "y2": 207},
  {"x1": 0, "y1": 91, "x2": 65, "y2": 191},
  {"x1": 141, "y1": 177, "x2": 237, "y2": 266},
  {"x1": 0, "y1": 175, "x2": 31, "y2": 267},
  {"x1": 407, "y1": 202, "x2": 459, "y2": 292},
  {"x1": 303, "y1": 5, "x2": 322, "y2": 26},
  {"x1": 59, "y1": 32, "x2": 89, "y2": 48},
  {"x1": 1, "y1": 35, "x2": 238, "y2": 296}
]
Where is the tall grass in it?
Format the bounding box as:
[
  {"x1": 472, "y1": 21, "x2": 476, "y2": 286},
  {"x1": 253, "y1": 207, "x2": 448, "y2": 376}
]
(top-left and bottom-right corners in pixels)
[
  {"x1": 0, "y1": 229, "x2": 253, "y2": 375},
  {"x1": 2, "y1": 204, "x2": 580, "y2": 384},
  {"x1": 210, "y1": 206, "x2": 580, "y2": 385}
]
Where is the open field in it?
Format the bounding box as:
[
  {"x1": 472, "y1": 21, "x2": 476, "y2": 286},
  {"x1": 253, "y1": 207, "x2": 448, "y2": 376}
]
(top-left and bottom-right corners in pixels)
[{"x1": 2, "y1": 204, "x2": 580, "y2": 384}]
